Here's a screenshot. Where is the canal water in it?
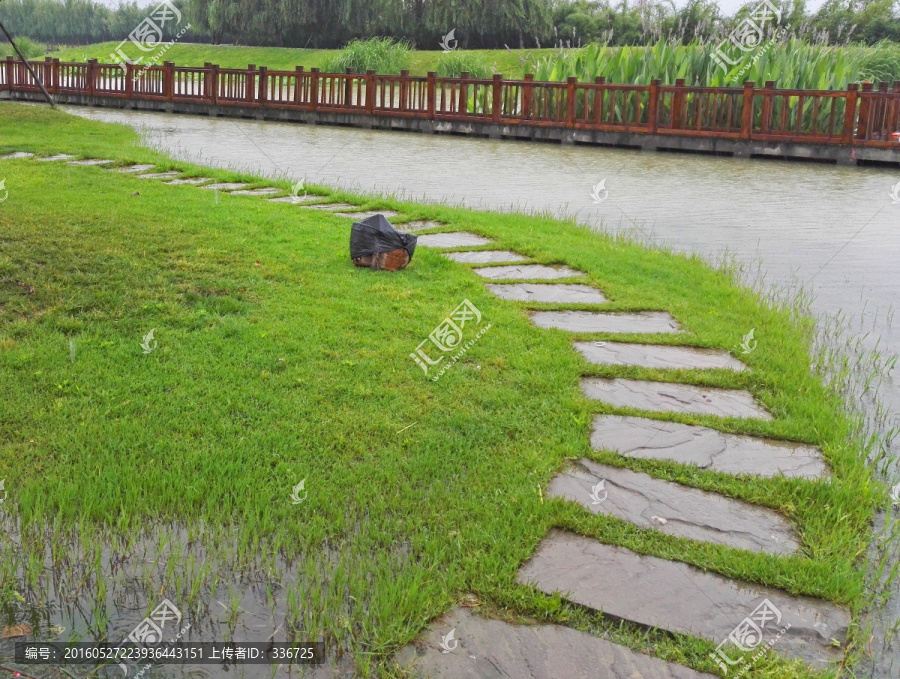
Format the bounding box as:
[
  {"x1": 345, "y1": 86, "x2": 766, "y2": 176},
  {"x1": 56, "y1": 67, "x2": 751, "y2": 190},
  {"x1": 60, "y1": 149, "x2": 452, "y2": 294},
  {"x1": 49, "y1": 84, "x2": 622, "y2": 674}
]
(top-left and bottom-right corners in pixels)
[{"x1": 65, "y1": 105, "x2": 900, "y2": 675}]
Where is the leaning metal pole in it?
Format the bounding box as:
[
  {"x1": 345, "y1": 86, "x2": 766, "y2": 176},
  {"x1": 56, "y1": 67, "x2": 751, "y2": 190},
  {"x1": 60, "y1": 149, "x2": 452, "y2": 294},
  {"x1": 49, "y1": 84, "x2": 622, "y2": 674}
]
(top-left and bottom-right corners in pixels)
[{"x1": 0, "y1": 20, "x2": 56, "y2": 108}]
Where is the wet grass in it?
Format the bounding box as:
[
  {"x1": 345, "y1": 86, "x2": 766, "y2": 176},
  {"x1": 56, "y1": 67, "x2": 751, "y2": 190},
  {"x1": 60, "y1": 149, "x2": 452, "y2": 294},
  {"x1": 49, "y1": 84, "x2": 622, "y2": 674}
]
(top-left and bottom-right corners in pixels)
[
  {"x1": 0, "y1": 101, "x2": 888, "y2": 678},
  {"x1": 47, "y1": 42, "x2": 551, "y2": 78}
]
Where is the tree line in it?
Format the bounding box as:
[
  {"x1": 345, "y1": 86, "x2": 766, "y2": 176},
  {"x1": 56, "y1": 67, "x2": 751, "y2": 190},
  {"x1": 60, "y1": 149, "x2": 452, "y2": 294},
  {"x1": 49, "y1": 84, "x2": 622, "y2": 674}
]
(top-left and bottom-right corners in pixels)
[{"x1": 1, "y1": 0, "x2": 898, "y2": 49}]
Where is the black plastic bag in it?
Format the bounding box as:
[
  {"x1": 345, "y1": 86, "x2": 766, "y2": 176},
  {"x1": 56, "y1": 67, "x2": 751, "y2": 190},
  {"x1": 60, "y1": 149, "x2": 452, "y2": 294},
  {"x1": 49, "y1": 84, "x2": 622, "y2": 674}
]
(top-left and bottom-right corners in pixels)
[{"x1": 350, "y1": 214, "x2": 417, "y2": 260}]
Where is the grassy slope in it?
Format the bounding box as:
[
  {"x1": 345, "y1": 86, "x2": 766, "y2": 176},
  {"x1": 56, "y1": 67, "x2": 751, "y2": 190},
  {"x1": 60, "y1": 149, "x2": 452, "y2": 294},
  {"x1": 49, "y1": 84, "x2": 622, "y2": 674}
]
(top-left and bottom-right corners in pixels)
[
  {"x1": 0, "y1": 103, "x2": 880, "y2": 677},
  {"x1": 47, "y1": 42, "x2": 556, "y2": 77}
]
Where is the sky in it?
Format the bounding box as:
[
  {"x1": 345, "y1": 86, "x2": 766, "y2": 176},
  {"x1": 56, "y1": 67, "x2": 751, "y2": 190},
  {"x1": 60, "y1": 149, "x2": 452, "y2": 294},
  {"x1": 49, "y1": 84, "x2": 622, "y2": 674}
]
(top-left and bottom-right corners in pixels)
[{"x1": 91, "y1": 0, "x2": 830, "y2": 16}]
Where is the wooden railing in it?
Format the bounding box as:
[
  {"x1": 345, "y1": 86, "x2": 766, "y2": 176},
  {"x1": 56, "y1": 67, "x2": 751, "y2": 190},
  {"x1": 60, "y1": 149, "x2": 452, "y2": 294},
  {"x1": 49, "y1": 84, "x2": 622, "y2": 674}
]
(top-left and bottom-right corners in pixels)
[{"x1": 3, "y1": 56, "x2": 900, "y2": 148}]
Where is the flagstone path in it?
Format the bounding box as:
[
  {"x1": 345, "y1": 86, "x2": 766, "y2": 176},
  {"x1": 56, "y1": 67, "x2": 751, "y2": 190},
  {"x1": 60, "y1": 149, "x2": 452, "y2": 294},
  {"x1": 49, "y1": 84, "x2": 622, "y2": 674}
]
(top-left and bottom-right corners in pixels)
[
  {"x1": 474, "y1": 264, "x2": 585, "y2": 281},
  {"x1": 548, "y1": 459, "x2": 799, "y2": 554},
  {"x1": 590, "y1": 415, "x2": 828, "y2": 478},
  {"x1": 5, "y1": 153, "x2": 847, "y2": 677},
  {"x1": 580, "y1": 377, "x2": 774, "y2": 419},
  {"x1": 395, "y1": 606, "x2": 717, "y2": 679},
  {"x1": 532, "y1": 310, "x2": 682, "y2": 334},
  {"x1": 575, "y1": 341, "x2": 748, "y2": 371},
  {"x1": 518, "y1": 531, "x2": 849, "y2": 668}
]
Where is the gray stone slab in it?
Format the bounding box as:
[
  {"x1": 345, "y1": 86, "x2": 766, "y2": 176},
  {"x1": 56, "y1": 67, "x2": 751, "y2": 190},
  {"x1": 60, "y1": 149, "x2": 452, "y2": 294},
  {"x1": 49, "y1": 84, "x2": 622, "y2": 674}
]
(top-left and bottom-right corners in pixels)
[
  {"x1": 229, "y1": 187, "x2": 282, "y2": 196},
  {"x1": 581, "y1": 378, "x2": 773, "y2": 420},
  {"x1": 548, "y1": 460, "x2": 798, "y2": 554},
  {"x1": 474, "y1": 264, "x2": 584, "y2": 281},
  {"x1": 334, "y1": 210, "x2": 400, "y2": 220},
  {"x1": 200, "y1": 182, "x2": 250, "y2": 191},
  {"x1": 267, "y1": 194, "x2": 326, "y2": 204},
  {"x1": 591, "y1": 415, "x2": 829, "y2": 479},
  {"x1": 518, "y1": 530, "x2": 849, "y2": 667},
  {"x1": 486, "y1": 283, "x2": 607, "y2": 304},
  {"x1": 416, "y1": 232, "x2": 494, "y2": 248},
  {"x1": 443, "y1": 250, "x2": 529, "y2": 264},
  {"x1": 67, "y1": 158, "x2": 114, "y2": 166},
  {"x1": 165, "y1": 177, "x2": 214, "y2": 185},
  {"x1": 396, "y1": 219, "x2": 446, "y2": 232},
  {"x1": 393, "y1": 606, "x2": 714, "y2": 679},
  {"x1": 136, "y1": 171, "x2": 183, "y2": 179},
  {"x1": 532, "y1": 311, "x2": 681, "y2": 334},
  {"x1": 35, "y1": 154, "x2": 75, "y2": 162},
  {"x1": 300, "y1": 202, "x2": 359, "y2": 211},
  {"x1": 114, "y1": 164, "x2": 156, "y2": 173},
  {"x1": 0, "y1": 152, "x2": 34, "y2": 160},
  {"x1": 575, "y1": 341, "x2": 747, "y2": 370}
]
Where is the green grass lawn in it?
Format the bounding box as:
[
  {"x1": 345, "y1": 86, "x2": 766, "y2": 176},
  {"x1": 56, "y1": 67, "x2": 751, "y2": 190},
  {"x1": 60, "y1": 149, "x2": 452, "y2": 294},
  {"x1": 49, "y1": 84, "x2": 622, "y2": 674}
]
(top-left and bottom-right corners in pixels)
[
  {"x1": 47, "y1": 42, "x2": 557, "y2": 77},
  {"x1": 0, "y1": 102, "x2": 883, "y2": 677}
]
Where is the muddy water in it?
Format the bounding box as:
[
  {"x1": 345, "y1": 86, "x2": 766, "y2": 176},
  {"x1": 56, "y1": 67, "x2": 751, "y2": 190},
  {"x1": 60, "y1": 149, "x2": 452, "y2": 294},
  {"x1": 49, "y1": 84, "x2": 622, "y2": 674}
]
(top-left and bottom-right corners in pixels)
[{"x1": 54, "y1": 106, "x2": 900, "y2": 676}]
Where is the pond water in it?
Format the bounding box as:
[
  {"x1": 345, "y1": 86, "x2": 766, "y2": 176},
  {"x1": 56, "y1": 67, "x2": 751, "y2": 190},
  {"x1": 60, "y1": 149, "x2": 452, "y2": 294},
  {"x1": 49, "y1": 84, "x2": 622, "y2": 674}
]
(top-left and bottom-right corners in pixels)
[{"x1": 63, "y1": 105, "x2": 900, "y2": 676}]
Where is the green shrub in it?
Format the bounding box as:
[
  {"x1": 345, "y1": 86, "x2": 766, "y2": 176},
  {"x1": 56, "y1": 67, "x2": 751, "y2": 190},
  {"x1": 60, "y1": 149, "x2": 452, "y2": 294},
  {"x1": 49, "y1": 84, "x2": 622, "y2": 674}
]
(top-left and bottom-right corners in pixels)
[
  {"x1": 323, "y1": 37, "x2": 410, "y2": 75},
  {"x1": 859, "y1": 41, "x2": 900, "y2": 84},
  {"x1": 435, "y1": 51, "x2": 494, "y2": 79},
  {"x1": 0, "y1": 36, "x2": 47, "y2": 59}
]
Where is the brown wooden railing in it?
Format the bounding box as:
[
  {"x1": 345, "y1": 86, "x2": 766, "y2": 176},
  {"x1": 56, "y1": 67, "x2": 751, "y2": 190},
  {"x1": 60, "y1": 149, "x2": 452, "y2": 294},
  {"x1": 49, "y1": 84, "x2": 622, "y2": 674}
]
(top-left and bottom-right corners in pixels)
[{"x1": 3, "y1": 56, "x2": 900, "y2": 148}]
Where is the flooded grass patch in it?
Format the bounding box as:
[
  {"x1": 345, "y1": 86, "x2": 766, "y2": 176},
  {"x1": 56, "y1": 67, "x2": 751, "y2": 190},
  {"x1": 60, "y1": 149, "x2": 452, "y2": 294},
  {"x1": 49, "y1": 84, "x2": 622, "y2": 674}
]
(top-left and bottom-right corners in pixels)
[{"x1": 0, "y1": 101, "x2": 889, "y2": 677}]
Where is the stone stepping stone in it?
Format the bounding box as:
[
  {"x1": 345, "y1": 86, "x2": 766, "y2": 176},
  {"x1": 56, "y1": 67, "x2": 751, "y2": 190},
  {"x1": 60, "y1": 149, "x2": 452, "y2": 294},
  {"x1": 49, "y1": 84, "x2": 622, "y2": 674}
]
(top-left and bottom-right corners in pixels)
[
  {"x1": 67, "y1": 159, "x2": 114, "y2": 166},
  {"x1": 591, "y1": 415, "x2": 828, "y2": 479},
  {"x1": 548, "y1": 459, "x2": 798, "y2": 555},
  {"x1": 229, "y1": 187, "x2": 281, "y2": 196},
  {"x1": 518, "y1": 530, "x2": 849, "y2": 668},
  {"x1": 114, "y1": 164, "x2": 156, "y2": 173},
  {"x1": 581, "y1": 378, "x2": 773, "y2": 420},
  {"x1": 136, "y1": 171, "x2": 183, "y2": 180},
  {"x1": 35, "y1": 154, "x2": 75, "y2": 162},
  {"x1": 165, "y1": 177, "x2": 214, "y2": 185},
  {"x1": 393, "y1": 606, "x2": 714, "y2": 679},
  {"x1": 0, "y1": 152, "x2": 34, "y2": 160},
  {"x1": 486, "y1": 283, "x2": 607, "y2": 304},
  {"x1": 334, "y1": 210, "x2": 400, "y2": 220},
  {"x1": 200, "y1": 182, "x2": 250, "y2": 191},
  {"x1": 532, "y1": 311, "x2": 681, "y2": 334},
  {"x1": 474, "y1": 264, "x2": 584, "y2": 281},
  {"x1": 300, "y1": 202, "x2": 359, "y2": 211},
  {"x1": 443, "y1": 251, "x2": 529, "y2": 264},
  {"x1": 417, "y1": 232, "x2": 494, "y2": 248},
  {"x1": 268, "y1": 194, "x2": 325, "y2": 204},
  {"x1": 575, "y1": 341, "x2": 747, "y2": 371},
  {"x1": 396, "y1": 219, "x2": 446, "y2": 232}
]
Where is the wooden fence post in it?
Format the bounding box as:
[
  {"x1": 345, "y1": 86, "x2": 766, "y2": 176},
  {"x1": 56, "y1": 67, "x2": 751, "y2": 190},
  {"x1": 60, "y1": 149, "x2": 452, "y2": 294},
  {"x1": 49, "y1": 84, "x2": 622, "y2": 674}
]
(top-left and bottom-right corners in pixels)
[
  {"x1": 4, "y1": 56, "x2": 13, "y2": 93},
  {"x1": 125, "y1": 62, "x2": 134, "y2": 97},
  {"x1": 43, "y1": 57, "x2": 51, "y2": 93},
  {"x1": 523, "y1": 73, "x2": 534, "y2": 120},
  {"x1": 671, "y1": 78, "x2": 685, "y2": 130},
  {"x1": 492, "y1": 74, "x2": 502, "y2": 123},
  {"x1": 740, "y1": 80, "x2": 754, "y2": 139},
  {"x1": 245, "y1": 64, "x2": 255, "y2": 104},
  {"x1": 842, "y1": 83, "x2": 859, "y2": 144},
  {"x1": 648, "y1": 78, "x2": 660, "y2": 133},
  {"x1": 760, "y1": 81, "x2": 776, "y2": 135},
  {"x1": 366, "y1": 69, "x2": 376, "y2": 114},
  {"x1": 592, "y1": 76, "x2": 604, "y2": 125},
  {"x1": 294, "y1": 66, "x2": 304, "y2": 107},
  {"x1": 426, "y1": 71, "x2": 436, "y2": 119},
  {"x1": 856, "y1": 82, "x2": 873, "y2": 140},
  {"x1": 310, "y1": 68, "x2": 319, "y2": 111},
  {"x1": 345, "y1": 68, "x2": 354, "y2": 108},
  {"x1": 207, "y1": 62, "x2": 219, "y2": 104},
  {"x1": 88, "y1": 58, "x2": 98, "y2": 96},
  {"x1": 459, "y1": 71, "x2": 469, "y2": 115},
  {"x1": 398, "y1": 69, "x2": 408, "y2": 110},
  {"x1": 52, "y1": 57, "x2": 60, "y2": 93},
  {"x1": 258, "y1": 65, "x2": 268, "y2": 104},
  {"x1": 566, "y1": 76, "x2": 577, "y2": 125},
  {"x1": 163, "y1": 61, "x2": 175, "y2": 100}
]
